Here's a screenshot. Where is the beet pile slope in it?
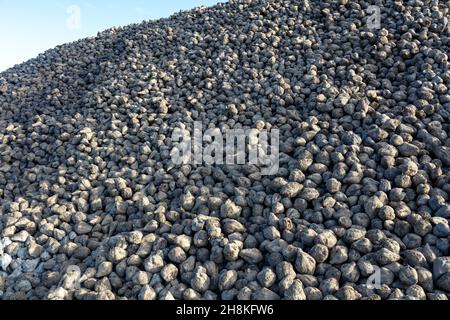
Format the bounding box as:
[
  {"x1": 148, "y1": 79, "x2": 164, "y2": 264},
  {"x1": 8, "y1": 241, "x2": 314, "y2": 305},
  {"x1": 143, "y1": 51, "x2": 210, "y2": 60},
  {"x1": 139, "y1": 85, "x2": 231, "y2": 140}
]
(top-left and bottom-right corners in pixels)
[{"x1": 0, "y1": 0, "x2": 450, "y2": 300}]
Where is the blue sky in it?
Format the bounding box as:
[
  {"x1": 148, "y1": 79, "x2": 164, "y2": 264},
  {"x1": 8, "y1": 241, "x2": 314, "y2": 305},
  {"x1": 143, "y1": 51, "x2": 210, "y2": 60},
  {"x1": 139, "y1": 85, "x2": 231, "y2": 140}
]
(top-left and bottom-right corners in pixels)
[{"x1": 0, "y1": 0, "x2": 222, "y2": 72}]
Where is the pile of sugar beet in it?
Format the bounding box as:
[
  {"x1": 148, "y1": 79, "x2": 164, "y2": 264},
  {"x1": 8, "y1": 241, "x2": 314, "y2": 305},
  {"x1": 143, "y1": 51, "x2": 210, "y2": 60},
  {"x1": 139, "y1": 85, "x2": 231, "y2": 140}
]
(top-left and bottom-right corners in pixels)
[{"x1": 1, "y1": 0, "x2": 450, "y2": 301}]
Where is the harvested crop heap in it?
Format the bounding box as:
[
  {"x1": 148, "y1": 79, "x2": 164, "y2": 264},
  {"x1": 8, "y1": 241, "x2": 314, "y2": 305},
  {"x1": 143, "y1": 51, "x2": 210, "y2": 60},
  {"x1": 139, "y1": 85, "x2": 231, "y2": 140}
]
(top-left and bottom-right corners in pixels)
[{"x1": 1, "y1": 0, "x2": 450, "y2": 300}]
